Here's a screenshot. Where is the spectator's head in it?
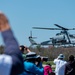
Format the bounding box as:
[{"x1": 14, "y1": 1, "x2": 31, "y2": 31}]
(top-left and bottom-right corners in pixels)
[
  {"x1": 20, "y1": 45, "x2": 25, "y2": 53},
  {"x1": 68, "y1": 55, "x2": 74, "y2": 61},
  {"x1": 25, "y1": 52, "x2": 40, "y2": 62},
  {"x1": 57, "y1": 54, "x2": 65, "y2": 60},
  {"x1": 46, "y1": 63, "x2": 51, "y2": 66}
]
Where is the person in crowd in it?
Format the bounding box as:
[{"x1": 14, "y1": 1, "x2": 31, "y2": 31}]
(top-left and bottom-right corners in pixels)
[
  {"x1": 20, "y1": 45, "x2": 31, "y2": 60},
  {"x1": 20, "y1": 51, "x2": 44, "y2": 75},
  {"x1": 44, "y1": 63, "x2": 53, "y2": 75},
  {"x1": 65, "y1": 55, "x2": 75, "y2": 75},
  {"x1": 53, "y1": 54, "x2": 67, "y2": 75},
  {"x1": 0, "y1": 12, "x2": 24, "y2": 75}
]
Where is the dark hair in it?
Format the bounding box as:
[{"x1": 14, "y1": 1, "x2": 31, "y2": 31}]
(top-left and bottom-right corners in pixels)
[
  {"x1": 69, "y1": 55, "x2": 74, "y2": 61},
  {"x1": 46, "y1": 63, "x2": 51, "y2": 66},
  {"x1": 20, "y1": 45, "x2": 25, "y2": 52}
]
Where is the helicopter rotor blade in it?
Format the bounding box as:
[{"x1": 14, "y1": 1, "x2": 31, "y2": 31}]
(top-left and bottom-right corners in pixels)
[
  {"x1": 54, "y1": 24, "x2": 75, "y2": 30},
  {"x1": 73, "y1": 28, "x2": 75, "y2": 30},
  {"x1": 33, "y1": 27, "x2": 62, "y2": 30},
  {"x1": 29, "y1": 31, "x2": 37, "y2": 39},
  {"x1": 30, "y1": 31, "x2": 32, "y2": 37},
  {"x1": 33, "y1": 24, "x2": 75, "y2": 30},
  {"x1": 54, "y1": 24, "x2": 69, "y2": 30}
]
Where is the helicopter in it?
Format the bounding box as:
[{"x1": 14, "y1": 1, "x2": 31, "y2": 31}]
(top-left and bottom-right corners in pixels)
[{"x1": 32, "y1": 24, "x2": 75, "y2": 47}]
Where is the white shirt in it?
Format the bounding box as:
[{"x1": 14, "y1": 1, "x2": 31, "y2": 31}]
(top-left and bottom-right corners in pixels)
[
  {"x1": 0, "y1": 54, "x2": 12, "y2": 75},
  {"x1": 54, "y1": 58, "x2": 67, "y2": 75}
]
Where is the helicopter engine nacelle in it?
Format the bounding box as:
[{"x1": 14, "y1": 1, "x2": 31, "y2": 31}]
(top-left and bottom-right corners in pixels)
[
  {"x1": 52, "y1": 35, "x2": 66, "y2": 44},
  {"x1": 53, "y1": 35, "x2": 65, "y2": 40}
]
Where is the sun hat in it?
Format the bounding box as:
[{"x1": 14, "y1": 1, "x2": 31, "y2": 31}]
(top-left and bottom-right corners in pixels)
[
  {"x1": 57, "y1": 54, "x2": 65, "y2": 59},
  {"x1": 25, "y1": 52, "x2": 40, "y2": 60}
]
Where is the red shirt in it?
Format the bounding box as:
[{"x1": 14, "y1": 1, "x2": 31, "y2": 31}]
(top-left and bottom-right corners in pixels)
[{"x1": 44, "y1": 65, "x2": 52, "y2": 75}]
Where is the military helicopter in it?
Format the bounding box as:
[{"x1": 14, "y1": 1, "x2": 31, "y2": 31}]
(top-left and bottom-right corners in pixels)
[{"x1": 33, "y1": 24, "x2": 75, "y2": 47}]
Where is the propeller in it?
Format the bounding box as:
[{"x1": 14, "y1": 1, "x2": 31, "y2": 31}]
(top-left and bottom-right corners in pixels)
[{"x1": 29, "y1": 31, "x2": 37, "y2": 39}]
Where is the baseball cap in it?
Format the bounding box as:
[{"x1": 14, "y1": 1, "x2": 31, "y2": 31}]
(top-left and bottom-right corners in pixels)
[{"x1": 58, "y1": 54, "x2": 65, "y2": 59}]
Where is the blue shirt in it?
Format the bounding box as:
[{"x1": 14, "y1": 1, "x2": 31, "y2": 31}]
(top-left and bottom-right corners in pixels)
[
  {"x1": 0, "y1": 29, "x2": 24, "y2": 75},
  {"x1": 20, "y1": 61, "x2": 44, "y2": 75}
]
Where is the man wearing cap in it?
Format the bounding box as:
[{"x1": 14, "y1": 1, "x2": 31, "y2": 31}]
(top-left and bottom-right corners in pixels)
[
  {"x1": 53, "y1": 54, "x2": 67, "y2": 75},
  {"x1": 20, "y1": 52, "x2": 44, "y2": 75}
]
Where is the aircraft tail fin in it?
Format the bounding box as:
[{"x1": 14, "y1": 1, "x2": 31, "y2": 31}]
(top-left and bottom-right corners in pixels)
[{"x1": 28, "y1": 31, "x2": 37, "y2": 46}]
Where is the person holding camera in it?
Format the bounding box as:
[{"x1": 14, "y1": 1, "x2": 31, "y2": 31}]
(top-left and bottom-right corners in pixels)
[
  {"x1": 53, "y1": 54, "x2": 67, "y2": 75},
  {"x1": 20, "y1": 45, "x2": 31, "y2": 60},
  {"x1": 20, "y1": 51, "x2": 44, "y2": 75}
]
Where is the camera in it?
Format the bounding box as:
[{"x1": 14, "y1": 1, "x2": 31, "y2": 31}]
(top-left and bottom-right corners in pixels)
[
  {"x1": 42, "y1": 57, "x2": 48, "y2": 61},
  {"x1": 36, "y1": 56, "x2": 48, "y2": 62}
]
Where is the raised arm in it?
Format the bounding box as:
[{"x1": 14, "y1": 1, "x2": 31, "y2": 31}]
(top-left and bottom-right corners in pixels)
[{"x1": 0, "y1": 12, "x2": 24, "y2": 75}]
